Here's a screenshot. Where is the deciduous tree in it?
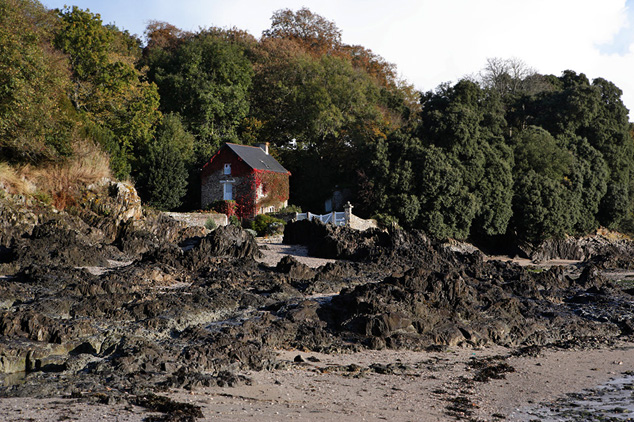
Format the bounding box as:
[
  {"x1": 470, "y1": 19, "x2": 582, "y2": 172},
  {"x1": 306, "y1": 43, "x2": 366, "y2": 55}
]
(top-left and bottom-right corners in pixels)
[
  {"x1": 0, "y1": 0, "x2": 76, "y2": 162},
  {"x1": 262, "y1": 7, "x2": 341, "y2": 55},
  {"x1": 143, "y1": 28, "x2": 254, "y2": 162},
  {"x1": 54, "y1": 6, "x2": 161, "y2": 177}
]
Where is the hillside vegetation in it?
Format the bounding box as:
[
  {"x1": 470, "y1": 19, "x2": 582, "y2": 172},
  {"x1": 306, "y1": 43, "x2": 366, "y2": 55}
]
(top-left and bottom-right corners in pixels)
[{"x1": 1, "y1": 0, "x2": 633, "y2": 244}]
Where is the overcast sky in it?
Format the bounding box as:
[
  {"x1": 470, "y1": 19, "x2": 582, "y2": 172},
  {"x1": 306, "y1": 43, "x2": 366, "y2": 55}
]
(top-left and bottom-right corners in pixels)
[{"x1": 40, "y1": 0, "x2": 634, "y2": 118}]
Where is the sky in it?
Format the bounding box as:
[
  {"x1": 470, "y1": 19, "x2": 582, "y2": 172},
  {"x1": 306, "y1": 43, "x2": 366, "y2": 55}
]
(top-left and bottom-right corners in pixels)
[{"x1": 40, "y1": 0, "x2": 634, "y2": 118}]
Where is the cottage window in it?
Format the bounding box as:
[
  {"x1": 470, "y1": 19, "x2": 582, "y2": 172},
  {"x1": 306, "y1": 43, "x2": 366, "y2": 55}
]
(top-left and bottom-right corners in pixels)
[
  {"x1": 224, "y1": 163, "x2": 231, "y2": 175},
  {"x1": 223, "y1": 182, "x2": 233, "y2": 201}
]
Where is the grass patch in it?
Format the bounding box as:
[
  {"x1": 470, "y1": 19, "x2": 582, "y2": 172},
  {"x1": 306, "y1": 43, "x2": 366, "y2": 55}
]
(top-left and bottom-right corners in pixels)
[
  {"x1": 2, "y1": 139, "x2": 111, "y2": 209},
  {"x1": 0, "y1": 162, "x2": 34, "y2": 195},
  {"x1": 615, "y1": 278, "x2": 634, "y2": 289},
  {"x1": 204, "y1": 217, "x2": 217, "y2": 231}
]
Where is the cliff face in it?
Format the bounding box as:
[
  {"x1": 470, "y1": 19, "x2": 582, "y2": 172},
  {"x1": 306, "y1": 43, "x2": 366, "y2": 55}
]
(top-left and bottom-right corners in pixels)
[{"x1": 0, "y1": 179, "x2": 141, "y2": 247}]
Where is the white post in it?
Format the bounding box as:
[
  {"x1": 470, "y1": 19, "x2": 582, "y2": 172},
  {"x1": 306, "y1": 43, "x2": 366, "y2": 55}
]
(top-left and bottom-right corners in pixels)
[{"x1": 344, "y1": 202, "x2": 353, "y2": 227}]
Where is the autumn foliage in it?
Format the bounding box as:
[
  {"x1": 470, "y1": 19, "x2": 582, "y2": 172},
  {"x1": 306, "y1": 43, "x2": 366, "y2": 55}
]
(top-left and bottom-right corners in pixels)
[{"x1": 3, "y1": 1, "x2": 634, "y2": 244}]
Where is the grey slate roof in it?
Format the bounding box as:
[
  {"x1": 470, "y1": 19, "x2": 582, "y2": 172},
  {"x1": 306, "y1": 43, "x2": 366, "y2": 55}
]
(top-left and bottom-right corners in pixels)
[{"x1": 226, "y1": 143, "x2": 290, "y2": 174}]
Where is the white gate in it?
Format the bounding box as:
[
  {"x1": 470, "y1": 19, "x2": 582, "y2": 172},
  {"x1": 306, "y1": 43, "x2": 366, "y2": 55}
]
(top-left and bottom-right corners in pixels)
[{"x1": 296, "y1": 211, "x2": 346, "y2": 226}]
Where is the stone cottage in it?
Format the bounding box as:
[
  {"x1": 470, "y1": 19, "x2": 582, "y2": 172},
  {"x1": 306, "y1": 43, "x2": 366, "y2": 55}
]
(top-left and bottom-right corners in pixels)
[{"x1": 200, "y1": 143, "x2": 290, "y2": 219}]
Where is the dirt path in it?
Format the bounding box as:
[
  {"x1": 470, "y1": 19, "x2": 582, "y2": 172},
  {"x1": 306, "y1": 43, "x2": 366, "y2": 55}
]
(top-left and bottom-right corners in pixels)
[{"x1": 256, "y1": 236, "x2": 338, "y2": 268}]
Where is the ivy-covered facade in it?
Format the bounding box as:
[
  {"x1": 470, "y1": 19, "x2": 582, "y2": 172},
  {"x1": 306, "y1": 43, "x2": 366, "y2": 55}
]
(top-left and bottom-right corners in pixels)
[{"x1": 200, "y1": 143, "x2": 290, "y2": 219}]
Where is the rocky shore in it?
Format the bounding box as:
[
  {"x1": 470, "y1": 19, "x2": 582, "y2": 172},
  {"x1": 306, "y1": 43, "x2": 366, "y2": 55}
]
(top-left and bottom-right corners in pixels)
[{"x1": 1, "y1": 182, "x2": 634, "y2": 421}]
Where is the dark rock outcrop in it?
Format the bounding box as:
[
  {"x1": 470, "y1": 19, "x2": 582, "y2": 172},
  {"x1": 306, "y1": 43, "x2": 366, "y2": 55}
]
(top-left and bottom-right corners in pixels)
[{"x1": 2, "y1": 193, "x2": 634, "y2": 417}]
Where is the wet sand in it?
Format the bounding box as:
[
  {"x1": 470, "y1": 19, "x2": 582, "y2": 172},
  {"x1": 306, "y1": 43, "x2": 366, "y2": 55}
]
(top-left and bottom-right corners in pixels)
[{"x1": 2, "y1": 342, "x2": 633, "y2": 421}]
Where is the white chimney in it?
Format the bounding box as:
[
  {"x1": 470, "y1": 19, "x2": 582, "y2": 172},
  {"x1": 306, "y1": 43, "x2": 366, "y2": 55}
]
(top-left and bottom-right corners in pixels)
[{"x1": 257, "y1": 142, "x2": 270, "y2": 155}]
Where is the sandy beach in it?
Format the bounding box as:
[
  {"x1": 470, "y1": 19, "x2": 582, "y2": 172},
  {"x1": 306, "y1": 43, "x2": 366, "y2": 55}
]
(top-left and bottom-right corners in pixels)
[{"x1": 2, "y1": 341, "x2": 633, "y2": 421}]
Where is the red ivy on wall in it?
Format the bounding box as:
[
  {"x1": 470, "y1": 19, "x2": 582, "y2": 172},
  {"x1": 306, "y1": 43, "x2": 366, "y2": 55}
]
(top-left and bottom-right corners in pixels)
[
  {"x1": 253, "y1": 169, "x2": 290, "y2": 209},
  {"x1": 227, "y1": 170, "x2": 289, "y2": 218},
  {"x1": 209, "y1": 200, "x2": 237, "y2": 216},
  {"x1": 208, "y1": 170, "x2": 289, "y2": 220},
  {"x1": 233, "y1": 175, "x2": 255, "y2": 218}
]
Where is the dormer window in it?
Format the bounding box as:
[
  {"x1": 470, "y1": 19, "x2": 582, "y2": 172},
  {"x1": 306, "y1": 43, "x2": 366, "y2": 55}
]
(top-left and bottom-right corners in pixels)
[{"x1": 224, "y1": 163, "x2": 231, "y2": 175}]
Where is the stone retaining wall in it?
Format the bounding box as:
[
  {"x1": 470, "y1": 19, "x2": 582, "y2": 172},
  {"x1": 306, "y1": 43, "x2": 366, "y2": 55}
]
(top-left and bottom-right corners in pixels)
[
  {"x1": 348, "y1": 213, "x2": 378, "y2": 231},
  {"x1": 163, "y1": 212, "x2": 228, "y2": 228}
]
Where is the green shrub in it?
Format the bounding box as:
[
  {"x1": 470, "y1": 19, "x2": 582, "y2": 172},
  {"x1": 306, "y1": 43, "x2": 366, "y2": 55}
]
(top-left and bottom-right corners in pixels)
[
  {"x1": 33, "y1": 191, "x2": 52, "y2": 205},
  {"x1": 204, "y1": 217, "x2": 217, "y2": 231},
  {"x1": 279, "y1": 204, "x2": 302, "y2": 213},
  {"x1": 253, "y1": 214, "x2": 285, "y2": 236},
  {"x1": 372, "y1": 213, "x2": 399, "y2": 229},
  {"x1": 139, "y1": 138, "x2": 188, "y2": 210},
  {"x1": 229, "y1": 215, "x2": 240, "y2": 226}
]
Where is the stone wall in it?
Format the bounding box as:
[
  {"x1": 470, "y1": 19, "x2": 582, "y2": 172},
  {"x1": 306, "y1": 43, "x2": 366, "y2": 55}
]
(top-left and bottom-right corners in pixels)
[
  {"x1": 201, "y1": 170, "x2": 221, "y2": 208},
  {"x1": 348, "y1": 213, "x2": 378, "y2": 231},
  {"x1": 201, "y1": 170, "x2": 245, "y2": 209},
  {"x1": 164, "y1": 212, "x2": 228, "y2": 228},
  {"x1": 344, "y1": 202, "x2": 377, "y2": 231}
]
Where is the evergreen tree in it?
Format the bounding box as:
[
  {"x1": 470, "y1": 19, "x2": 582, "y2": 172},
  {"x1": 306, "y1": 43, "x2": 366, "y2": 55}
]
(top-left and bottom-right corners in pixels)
[
  {"x1": 508, "y1": 71, "x2": 634, "y2": 230},
  {"x1": 136, "y1": 113, "x2": 194, "y2": 210},
  {"x1": 416, "y1": 80, "x2": 513, "y2": 237}
]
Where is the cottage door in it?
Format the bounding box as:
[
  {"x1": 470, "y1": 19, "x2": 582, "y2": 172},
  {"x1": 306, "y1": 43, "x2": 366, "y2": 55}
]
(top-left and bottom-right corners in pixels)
[{"x1": 223, "y1": 182, "x2": 233, "y2": 201}]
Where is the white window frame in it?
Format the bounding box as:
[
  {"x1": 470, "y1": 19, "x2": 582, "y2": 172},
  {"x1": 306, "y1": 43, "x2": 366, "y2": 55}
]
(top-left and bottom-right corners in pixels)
[
  {"x1": 223, "y1": 182, "x2": 233, "y2": 201},
  {"x1": 256, "y1": 183, "x2": 265, "y2": 200}
]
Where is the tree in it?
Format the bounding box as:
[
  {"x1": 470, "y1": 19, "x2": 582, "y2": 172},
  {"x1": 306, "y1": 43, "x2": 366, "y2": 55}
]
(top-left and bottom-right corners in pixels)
[
  {"x1": 564, "y1": 135, "x2": 608, "y2": 233},
  {"x1": 507, "y1": 126, "x2": 579, "y2": 242},
  {"x1": 144, "y1": 28, "x2": 254, "y2": 161},
  {"x1": 141, "y1": 138, "x2": 188, "y2": 210},
  {"x1": 512, "y1": 171, "x2": 574, "y2": 243},
  {"x1": 0, "y1": 0, "x2": 76, "y2": 162},
  {"x1": 474, "y1": 141, "x2": 514, "y2": 236},
  {"x1": 512, "y1": 71, "x2": 634, "y2": 229},
  {"x1": 53, "y1": 6, "x2": 113, "y2": 82},
  {"x1": 510, "y1": 126, "x2": 572, "y2": 180},
  {"x1": 508, "y1": 126, "x2": 611, "y2": 241},
  {"x1": 144, "y1": 20, "x2": 189, "y2": 52},
  {"x1": 338, "y1": 44, "x2": 418, "y2": 128},
  {"x1": 417, "y1": 80, "x2": 513, "y2": 237},
  {"x1": 241, "y1": 8, "x2": 418, "y2": 213},
  {"x1": 250, "y1": 33, "x2": 410, "y2": 210},
  {"x1": 261, "y1": 8, "x2": 416, "y2": 130},
  {"x1": 479, "y1": 57, "x2": 539, "y2": 96},
  {"x1": 251, "y1": 38, "x2": 388, "y2": 148},
  {"x1": 136, "y1": 113, "x2": 194, "y2": 210},
  {"x1": 54, "y1": 6, "x2": 161, "y2": 177},
  {"x1": 262, "y1": 7, "x2": 341, "y2": 55},
  {"x1": 363, "y1": 132, "x2": 478, "y2": 239},
  {"x1": 414, "y1": 144, "x2": 478, "y2": 239}
]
